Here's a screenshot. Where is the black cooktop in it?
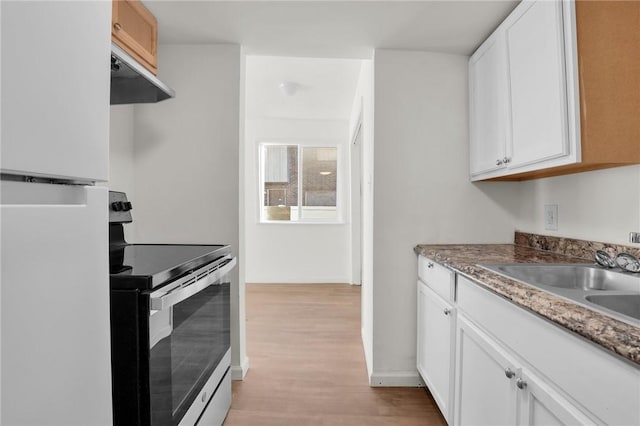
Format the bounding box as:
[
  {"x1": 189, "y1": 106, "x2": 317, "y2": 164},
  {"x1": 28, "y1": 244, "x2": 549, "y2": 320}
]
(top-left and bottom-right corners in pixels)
[
  {"x1": 109, "y1": 244, "x2": 230, "y2": 291},
  {"x1": 107, "y1": 191, "x2": 232, "y2": 291}
]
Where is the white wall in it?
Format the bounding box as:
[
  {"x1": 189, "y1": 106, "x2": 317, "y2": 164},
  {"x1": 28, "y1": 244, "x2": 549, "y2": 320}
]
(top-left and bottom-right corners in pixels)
[
  {"x1": 132, "y1": 44, "x2": 247, "y2": 378},
  {"x1": 516, "y1": 165, "x2": 640, "y2": 246},
  {"x1": 108, "y1": 105, "x2": 136, "y2": 241},
  {"x1": 370, "y1": 49, "x2": 522, "y2": 385},
  {"x1": 244, "y1": 118, "x2": 351, "y2": 283},
  {"x1": 348, "y1": 60, "x2": 374, "y2": 376},
  {"x1": 237, "y1": 48, "x2": 248, "y2": 378}
]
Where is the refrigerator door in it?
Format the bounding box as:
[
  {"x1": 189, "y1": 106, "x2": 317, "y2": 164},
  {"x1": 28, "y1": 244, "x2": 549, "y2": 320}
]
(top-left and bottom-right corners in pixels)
[
  {"x1": 1, "y1": 183, "x2": 112, "y2": 425},
  {"x1": 0, "y1": 1, "x2": 110, "y2": 181}
]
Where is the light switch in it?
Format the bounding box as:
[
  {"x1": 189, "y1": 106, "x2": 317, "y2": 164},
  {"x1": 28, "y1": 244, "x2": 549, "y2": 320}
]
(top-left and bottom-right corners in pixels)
[{"x1": 544, "y1": 204, "x2": 558, "y2": 231}]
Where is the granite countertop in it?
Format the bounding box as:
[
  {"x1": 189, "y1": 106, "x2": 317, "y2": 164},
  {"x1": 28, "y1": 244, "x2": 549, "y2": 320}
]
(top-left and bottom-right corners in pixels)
[{"x1": 414, "y1": 243, "x2": 640, "y2": 366}]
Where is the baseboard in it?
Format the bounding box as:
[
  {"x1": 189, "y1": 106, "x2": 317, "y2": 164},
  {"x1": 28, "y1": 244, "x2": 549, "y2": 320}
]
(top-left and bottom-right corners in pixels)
[
  {"x1": 369, "y1": 370, "x2": 425, "y2": 387},
  {"x1": 231, "y1": 356, "x2": 250, "y2": 381},
  {"x1": 246, "y1": 281, "x2": 352, "y2": 285}
]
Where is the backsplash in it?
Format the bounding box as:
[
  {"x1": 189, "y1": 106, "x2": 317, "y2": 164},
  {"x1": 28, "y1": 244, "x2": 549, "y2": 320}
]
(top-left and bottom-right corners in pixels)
[{"x1": 514, "y1": 231, "x2": 640, "y2": 261}]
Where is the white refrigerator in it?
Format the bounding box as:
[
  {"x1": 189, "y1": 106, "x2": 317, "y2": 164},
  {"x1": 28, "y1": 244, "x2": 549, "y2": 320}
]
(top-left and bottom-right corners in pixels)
[{"x1": 1, "y1": 1, "x2": 113, "y2": 424}]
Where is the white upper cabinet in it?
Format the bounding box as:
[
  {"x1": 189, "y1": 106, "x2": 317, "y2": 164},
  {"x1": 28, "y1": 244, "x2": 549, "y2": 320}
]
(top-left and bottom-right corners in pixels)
[
  {"x1": 505, "y1": 0, "x2": 572, "y2": 169},
  {"x1": 469, "y1": 33, "x2": 509, "y2": 176},
  {"x1": 469, "y1": 0, "x2": 581, "y2": 181},
  {"x1": 1, "y1": 1, "x2": 111, "y2": 182}
]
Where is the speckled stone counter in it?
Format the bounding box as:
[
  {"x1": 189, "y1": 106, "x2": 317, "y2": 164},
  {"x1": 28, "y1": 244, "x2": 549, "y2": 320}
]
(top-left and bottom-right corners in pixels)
[{"x1": 413, "y1": 243, "x2": 640, "y2": 366}]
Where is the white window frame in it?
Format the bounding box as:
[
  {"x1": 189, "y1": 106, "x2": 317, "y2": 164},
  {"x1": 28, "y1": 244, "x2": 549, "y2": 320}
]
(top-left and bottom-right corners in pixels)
[{"x1": 258, "y1": 141, "x2": 344, "y2": 224}]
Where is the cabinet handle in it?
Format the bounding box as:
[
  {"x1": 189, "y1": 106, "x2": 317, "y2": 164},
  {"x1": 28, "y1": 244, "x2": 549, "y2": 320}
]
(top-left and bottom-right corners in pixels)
[
  {"x1": 443, "y1": 308, "x2": 451, "y2": 316},
  {"x1": 496, "y1": 159, "x2": 503, "y2": 166},
  {"x1": 504, "y1": 368, "x2": 515, "y2": 379},
  {"x1": 427, "y1": 262, "x2": 434, "y2": 269},
  {"x1": 202, "y1": 391, "x2": 207, "y2": 402},
  {"x1": 502, "y1": 157, "x2": 511, "y2": 164},
  {"x1": 113, "y1": 22, "x2": 122, "y2": 32},
  {"x1": 516, "y1": 378, "x2": 527, "y2": 389}
]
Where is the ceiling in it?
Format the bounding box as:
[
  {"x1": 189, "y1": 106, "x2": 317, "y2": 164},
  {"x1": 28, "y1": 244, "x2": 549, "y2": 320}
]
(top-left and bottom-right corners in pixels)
[
  {"x1": 146, "y1": 1, "x2": 519, "y2": 121},
  {"x1": 245, "y1": 55, "x2": 362, "y2": 120},
  {"x1": 146, "y1": 0, "x2": 519, "y2": 58}
]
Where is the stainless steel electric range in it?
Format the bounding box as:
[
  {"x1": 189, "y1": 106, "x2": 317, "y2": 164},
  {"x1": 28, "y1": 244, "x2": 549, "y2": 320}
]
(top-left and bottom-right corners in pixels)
[{"x1": 108, "y1": 191, "x2": 236, "y2": 426}]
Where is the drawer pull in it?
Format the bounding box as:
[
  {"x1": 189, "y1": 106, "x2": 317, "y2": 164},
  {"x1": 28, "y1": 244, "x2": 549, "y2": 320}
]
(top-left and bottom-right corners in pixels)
[
  {"x1": 427, "y1": 262, "x2": 434, "y2": 269},
  {"x1": 443, "y1": 308, "x2": 451, "y2": 316},
  {"x1": 504, "y1": 368, "x2": 515, "y2": 379},
  {"x1": 516, "y1": 378, "x2": 527, "y2": 389},
  {"x1": 113, "y1": 22, "x2": 122, "y2": 32}
]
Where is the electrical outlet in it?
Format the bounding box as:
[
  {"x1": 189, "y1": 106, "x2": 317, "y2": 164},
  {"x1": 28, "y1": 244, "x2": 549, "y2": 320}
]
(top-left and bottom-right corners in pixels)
[{"x1": 544, "y1": 204, "x2": 558, "y2": 231}]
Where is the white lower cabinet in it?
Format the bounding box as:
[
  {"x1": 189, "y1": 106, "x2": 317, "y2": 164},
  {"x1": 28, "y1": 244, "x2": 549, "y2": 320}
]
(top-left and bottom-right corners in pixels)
[
  {"x1": 416, "y1": 257, "x2": 639, "y2": 425},
  {"x1": 417, "y1": 280, "x2": 455, "y2": 423},
  {"x1": 517, "y1": 369, "x2": 596, "y2": 426},
  {"x1": 455, "y1": 316, "x2": 594, "y2": 426},
  {"x1": 454, "y1": 316, "x2": 518, "y2": 425}
]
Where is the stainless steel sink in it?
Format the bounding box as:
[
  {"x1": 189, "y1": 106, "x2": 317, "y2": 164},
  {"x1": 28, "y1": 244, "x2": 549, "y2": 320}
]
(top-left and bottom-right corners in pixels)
[
  {"x1": 481, "y1": 264, "x2": 640, "y2": 292},
  {"x1": 480, "y1": 263, "x2": 640, "y2": 325},
  {"x1": 585, "y1": 294, "x2": 640, "y2": 321}
]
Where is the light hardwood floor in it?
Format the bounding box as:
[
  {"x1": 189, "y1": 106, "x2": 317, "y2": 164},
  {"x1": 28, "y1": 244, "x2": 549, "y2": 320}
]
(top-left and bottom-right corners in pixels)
[{"x1": 224, "y1": 284, "x2": 447, "y2": 425}]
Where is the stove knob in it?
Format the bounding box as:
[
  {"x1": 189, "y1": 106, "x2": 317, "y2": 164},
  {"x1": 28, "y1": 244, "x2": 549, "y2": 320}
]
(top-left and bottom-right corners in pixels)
[
  {"x1": 111, "y1": 201, "x2": 123, "y2": 211},
  {"x1": 123, "y1": 201, "x2": 133, "y2": 211}
]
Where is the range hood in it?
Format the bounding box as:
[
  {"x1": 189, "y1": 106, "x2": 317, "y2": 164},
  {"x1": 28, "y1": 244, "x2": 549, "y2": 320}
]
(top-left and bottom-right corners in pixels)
[{"x1": 110, "y1": 43, "x2": 175, "y2": 105}]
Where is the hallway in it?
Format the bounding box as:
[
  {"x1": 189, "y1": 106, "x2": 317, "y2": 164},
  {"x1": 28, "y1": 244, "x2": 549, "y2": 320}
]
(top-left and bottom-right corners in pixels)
[{"x1": 225, "y1": 284, "x2": 446, "y2": 425}]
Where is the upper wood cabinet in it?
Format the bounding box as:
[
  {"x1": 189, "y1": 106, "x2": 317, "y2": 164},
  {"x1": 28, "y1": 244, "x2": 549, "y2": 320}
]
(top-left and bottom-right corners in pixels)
[
  {"x1": 469, "y1": 0, "x2": 640, "y2": 181},
  {"x1": 112, "y1": 0, "x2": 158, "y2": 75}
]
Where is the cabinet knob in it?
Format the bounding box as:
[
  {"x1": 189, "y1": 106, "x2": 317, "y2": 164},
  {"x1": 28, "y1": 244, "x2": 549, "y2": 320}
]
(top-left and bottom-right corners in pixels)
[
  {"x1": 516, "y1": 378, "x2": 527, "y2": 389},
  {"x1": 113, "y1": 22, "x2": 122, "y2": 32},
  {"x1": 443, "y1": 308, "x2": 451, "y2": 316},
  {"x1": 502, "y1": 157, "x2": 511, "y2": 164},
  {"x1": 496, "y1": 159, "x2": 503, "y2": 166},
  {"x1": 427, "y1": 262, "x2": 434, "y2": 269},
  {"x1": 504, "y1": 368, "x2": 515, "y2": 379}
]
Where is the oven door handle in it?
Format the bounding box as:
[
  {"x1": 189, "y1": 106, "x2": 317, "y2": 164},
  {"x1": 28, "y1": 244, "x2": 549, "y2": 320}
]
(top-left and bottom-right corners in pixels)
[{"x1": 149, "y1": 257, "x2": 236, "y2": 311}]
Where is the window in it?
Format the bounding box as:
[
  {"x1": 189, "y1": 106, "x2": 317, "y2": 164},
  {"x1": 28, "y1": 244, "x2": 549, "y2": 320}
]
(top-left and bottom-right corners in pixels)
[{"x1": 260, "y1": 143, "x2": 340, "y2": 223}]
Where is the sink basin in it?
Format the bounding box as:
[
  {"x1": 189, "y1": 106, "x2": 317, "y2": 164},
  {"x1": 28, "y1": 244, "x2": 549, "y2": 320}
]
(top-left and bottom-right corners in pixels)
[
  {"x1": 480, "y1": 263, "x2": 640, "y2": 325},
  {"x1": 481, "y1": 264, "x2": 640, "y2": 293},
  {"x1": 585, "y1": 294, "x2": 640, "y2": 321}
]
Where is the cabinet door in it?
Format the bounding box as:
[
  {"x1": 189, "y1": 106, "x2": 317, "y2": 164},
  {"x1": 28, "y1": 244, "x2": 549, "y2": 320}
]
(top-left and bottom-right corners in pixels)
[
  {"x1": 469, "y1": 32, "x2": 508, "y2": 177},
  {"x1": 112, "y1": 0, "x2": 158, "y2": 74},
  {"x1": 454, "y1": 315, "x2": 518, "y2": 426},
  {"x1": 517, "y1": 369, "x2": 597, "y2": 426},
  {"x1": 505, "y1": 0, "x2": 570, "y2": 169},
  {"x1": 417, "y1": 281, "x2": 455, "y2": 423},
  {"x1": 1, "y1": 1, "x2": 110, "y2": 181}
]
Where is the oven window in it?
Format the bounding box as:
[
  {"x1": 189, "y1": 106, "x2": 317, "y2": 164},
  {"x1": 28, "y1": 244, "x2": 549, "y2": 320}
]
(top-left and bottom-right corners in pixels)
[{"x1": 149, "y1": 282, "x2": 230, "y2": 426}]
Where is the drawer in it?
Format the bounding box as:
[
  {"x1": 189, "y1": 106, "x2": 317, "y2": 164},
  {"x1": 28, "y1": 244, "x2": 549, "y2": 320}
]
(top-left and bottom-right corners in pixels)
[
  {"x1": 418, "y1": 256, "x2": 455, "y2": 302},
  {"x1": 457, "y1": 276, "x2": 640, "y2": 426}
]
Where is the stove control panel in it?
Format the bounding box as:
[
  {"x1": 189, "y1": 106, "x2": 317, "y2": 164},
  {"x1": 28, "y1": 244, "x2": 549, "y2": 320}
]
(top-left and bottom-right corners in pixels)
[{"x1": 109, "y1": 191, "x2": 133, "y2": 224}]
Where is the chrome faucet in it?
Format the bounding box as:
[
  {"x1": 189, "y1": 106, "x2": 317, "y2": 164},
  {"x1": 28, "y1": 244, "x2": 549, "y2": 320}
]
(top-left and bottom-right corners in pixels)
[
  {"x1": 615, "y1": 253, "x2": 640, "y2": 273},
  {"x1": 595, "y1": 249, "x2": 640, "y2": 273}
]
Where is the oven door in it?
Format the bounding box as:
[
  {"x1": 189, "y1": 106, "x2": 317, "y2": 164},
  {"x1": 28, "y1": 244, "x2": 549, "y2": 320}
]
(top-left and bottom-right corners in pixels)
[{"x1": 148, "y1": 258, "x2": 234, "y2": 426}]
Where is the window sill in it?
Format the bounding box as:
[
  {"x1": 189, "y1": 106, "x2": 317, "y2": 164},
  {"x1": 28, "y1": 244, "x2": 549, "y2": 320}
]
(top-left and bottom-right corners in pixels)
[{"x1": 258, "y1": 220, "x2": 346, "y2": 225}]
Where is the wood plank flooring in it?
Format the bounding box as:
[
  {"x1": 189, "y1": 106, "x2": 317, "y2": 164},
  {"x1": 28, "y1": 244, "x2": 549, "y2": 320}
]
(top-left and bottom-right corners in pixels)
[{"x1": 224, "y1": 284, "x2": 447, "y2": 426}]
